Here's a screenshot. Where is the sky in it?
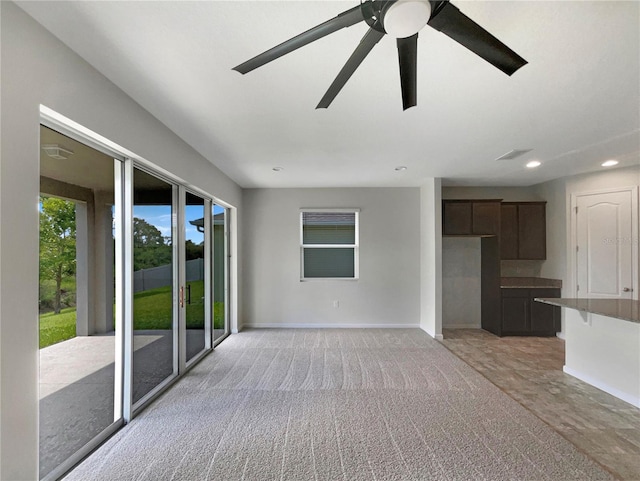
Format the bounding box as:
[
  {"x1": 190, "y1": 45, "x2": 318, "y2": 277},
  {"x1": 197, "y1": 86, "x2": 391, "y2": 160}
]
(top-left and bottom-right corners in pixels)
[
  {"x1": 41, "y1": 196, "x2": 225, "y2": 244},
  {"x1": 133, "y1": 203, "x2": 225, "y2": 243}
]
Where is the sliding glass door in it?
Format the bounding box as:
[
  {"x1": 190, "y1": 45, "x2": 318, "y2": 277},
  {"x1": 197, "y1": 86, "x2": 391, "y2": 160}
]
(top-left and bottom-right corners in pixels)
[
  {"x1": 39, "y1": 118, "x2": 234, "y2": 481},
  {"x1": 39, "y1": 126, "x2": 123, "y2": 481},
  {"x1": 213, "y1": 203, "x2": 229, "y2": 343},
  {"x1": 131, "y1": 168, "x2": 177, "y2": 405},
  {"x1": 185, "y1": 191, "x2": 210, "y2": 362}
]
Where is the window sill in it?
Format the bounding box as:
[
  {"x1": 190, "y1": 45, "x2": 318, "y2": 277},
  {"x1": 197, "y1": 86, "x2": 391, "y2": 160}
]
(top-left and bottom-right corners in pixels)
[{"x1": 300, "y1": 277, "x2": 359, "y2": 282}]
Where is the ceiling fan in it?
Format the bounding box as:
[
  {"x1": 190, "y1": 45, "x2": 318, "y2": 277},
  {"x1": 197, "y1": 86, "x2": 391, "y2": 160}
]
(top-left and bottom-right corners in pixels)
[{"x1": 233, "y1": 0, "x2": 527, "y2": 111}]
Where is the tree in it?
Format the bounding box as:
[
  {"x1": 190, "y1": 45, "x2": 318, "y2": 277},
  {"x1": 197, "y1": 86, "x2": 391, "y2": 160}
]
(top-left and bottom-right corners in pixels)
[
  {"x1": 39, "y1": 196, "x2": 76, "y2": 314},
  {"x1": 133, "y1": 217, "x2": 172, "y2": 270},
  {"x1": 133, "y1": 217, "x2": 165, "y2": 247},
  {"x1": 185, "y1": 239, "x2": 204, "y2": 260}
]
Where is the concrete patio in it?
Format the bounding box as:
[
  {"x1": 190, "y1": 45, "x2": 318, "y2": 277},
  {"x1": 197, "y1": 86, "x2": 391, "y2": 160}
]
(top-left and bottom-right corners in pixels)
[{"x1": 39, "y1": 329, "x2": 225, "y2": 478}]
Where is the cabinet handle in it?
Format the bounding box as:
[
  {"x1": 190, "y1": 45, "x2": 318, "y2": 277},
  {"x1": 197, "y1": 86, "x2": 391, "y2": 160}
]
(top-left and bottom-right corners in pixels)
[{"x1": 623, "y1": 287, "x2": 633, "y2": 292}]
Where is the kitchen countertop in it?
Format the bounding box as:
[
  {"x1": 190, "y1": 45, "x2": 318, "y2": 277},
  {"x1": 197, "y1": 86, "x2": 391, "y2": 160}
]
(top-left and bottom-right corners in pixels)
[
  {"x1": 535, "y1": 298, "x2": 640, "y2": 324},
  {"x1": 500, "y1": 277, "x2": 562, "y2": 288}
]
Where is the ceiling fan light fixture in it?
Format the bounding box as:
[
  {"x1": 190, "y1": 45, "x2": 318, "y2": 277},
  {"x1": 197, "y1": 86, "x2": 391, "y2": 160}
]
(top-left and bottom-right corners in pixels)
[
  {"x1": 42, "y1": 144, "x2": 74, "y2": 160},
  {"x1": 382, "y1": 0, "x2": 432, "y2": 38}
]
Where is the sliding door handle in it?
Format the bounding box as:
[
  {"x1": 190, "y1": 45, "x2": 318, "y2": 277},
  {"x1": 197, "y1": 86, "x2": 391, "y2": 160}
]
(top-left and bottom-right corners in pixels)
[{"x1": 179, "y1": 286, "x2": 185, "y2": 308}]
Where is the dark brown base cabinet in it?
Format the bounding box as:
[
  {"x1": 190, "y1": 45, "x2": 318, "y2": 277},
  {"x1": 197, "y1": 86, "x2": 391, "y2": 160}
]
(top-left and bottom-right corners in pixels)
[{"x1": 497, "y1": 288, "x2": 560, "y2": 336}]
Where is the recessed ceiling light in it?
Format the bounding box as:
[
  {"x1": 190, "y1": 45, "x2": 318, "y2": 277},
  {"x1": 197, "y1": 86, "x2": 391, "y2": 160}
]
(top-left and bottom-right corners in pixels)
[
  {"x1": 272, "y1": 167, "x2": 284, "y2": 172},
  {"x1": 526, "y1": 160, "x2": 542, "y2": 169},
  {"x1": 601, "y1": 159, "x2": 619, "y2": 167},
  {"x1": 395, "y1": 166, "x2": 407, "y2": 171}
]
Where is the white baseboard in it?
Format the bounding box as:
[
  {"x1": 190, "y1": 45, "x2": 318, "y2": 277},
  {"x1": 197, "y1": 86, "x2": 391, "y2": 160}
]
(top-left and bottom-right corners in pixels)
[
  {"x1": 242, "y1": 323, "x2": 420, "y2": 329},
  {"x1": 563, "y1": 365, "x2": 640, "y2": 408},
  {"x1": 556, "y1": 331, "x2": 565, "y2": 340},
  {"x1": 417, "y1": 325, "x2": 444, "y2": 341}
]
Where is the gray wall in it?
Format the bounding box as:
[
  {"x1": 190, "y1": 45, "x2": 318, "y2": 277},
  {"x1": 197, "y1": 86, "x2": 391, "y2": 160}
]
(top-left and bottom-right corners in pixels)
[
  {"x1": 242, "y1": 188, "x2": 421, "y2": 328},
  {"x1": 0, "y1": 3, "x2": 242, "y2": 478},
  {"x1": 442, "y1": 185, "x2": 543, "y2": 201},
  {"x1": 442, "y1": 237, "x2": 482, "y2": 328}
]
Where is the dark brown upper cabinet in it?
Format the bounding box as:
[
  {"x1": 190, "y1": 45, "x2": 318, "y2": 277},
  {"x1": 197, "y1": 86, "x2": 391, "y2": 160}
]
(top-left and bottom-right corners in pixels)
[
  {"x1": 442, "y1": 200, "x2": 472, "y2": 235},
  {"x1": 442, "y1": 199, "x2": 502, "y2": 237},
  {"x1": 472, "y1": 201, "x2": 501, "y2": 237},
  {"x1": 500, "y1": 202, "x2": 546, "y2": 260}
]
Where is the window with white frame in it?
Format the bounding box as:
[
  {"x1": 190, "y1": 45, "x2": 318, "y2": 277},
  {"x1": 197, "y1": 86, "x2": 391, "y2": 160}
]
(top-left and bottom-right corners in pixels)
[{"x1": 300, "y1": 209, "x2": 359, "y2": 280}]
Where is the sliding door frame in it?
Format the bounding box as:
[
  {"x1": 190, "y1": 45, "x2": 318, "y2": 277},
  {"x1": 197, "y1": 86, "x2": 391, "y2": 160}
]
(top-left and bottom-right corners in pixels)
[
  {"x1": 129, "y1": 162, "x2": 180, "y2": 418},
  {"x1": 214, "y1": 204, "x2": 231, "y2": 346},
  {"x1": 183, "y1": 188, "x2": 213, "y2": 370},
  {"x1": 39, "y1": 116, "x2": 127, "y2": 481},
  {"x1": 38, "y1": 106, "x2": 237, "y2": 479}
]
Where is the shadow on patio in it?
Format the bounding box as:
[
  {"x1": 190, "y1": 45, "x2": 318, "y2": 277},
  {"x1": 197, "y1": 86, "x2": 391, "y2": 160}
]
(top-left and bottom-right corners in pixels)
[{"x1": 39, "y1": 329, "x2": 211, "y2": 478}]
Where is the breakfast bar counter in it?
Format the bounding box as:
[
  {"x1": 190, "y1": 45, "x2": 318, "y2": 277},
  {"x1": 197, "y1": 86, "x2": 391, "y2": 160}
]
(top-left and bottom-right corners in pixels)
[
  {"x1": 535, "y1": 297, "x2": 639, "y2": 323},
  {"x1": 535, "y1": 297, "x2": 640, "y2": 408}
]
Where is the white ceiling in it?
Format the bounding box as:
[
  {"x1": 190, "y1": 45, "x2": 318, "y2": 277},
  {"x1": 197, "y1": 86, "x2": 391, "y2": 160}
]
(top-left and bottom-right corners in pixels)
[{"x1": 18, "y1": 1, "x2": 640, "y2": 188}]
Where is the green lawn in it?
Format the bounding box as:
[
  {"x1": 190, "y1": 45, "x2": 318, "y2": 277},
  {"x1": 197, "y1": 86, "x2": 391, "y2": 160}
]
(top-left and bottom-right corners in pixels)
[
  {"x1": 39, "y1": 281, "x2": 226, "y2": 349},
  {"x1": 39, "y1": 308, "x2": 77, "y2": 349}
]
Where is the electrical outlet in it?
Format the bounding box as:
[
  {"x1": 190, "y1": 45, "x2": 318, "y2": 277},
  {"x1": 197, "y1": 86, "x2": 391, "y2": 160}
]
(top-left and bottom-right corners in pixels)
[{"x1": 333, "y1": 300, "x2": 339, "y2": 308}]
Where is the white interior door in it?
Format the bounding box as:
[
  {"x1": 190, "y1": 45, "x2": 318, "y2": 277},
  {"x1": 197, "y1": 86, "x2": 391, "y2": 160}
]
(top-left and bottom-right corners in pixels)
[{"x1": 574, "y1": 187, "x2": 638, "y2": 299}]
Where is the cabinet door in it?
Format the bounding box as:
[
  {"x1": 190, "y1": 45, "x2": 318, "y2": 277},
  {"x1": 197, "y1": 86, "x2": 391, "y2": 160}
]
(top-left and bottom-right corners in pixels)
[
  {"x1": 501, "y1": 290, "x2": 529, "y2": 333},
  {"x1": 518, "y1": 203, "x2": 546, "y2": 259},
  {"x1": 443, "y1": 201, "x2": 472, "y2": 235},
  {"x1": 500, "y1": 204, "x2": 518, "y2": 259},
  {"x1": 472, "y1": 201, "x2": 501, "y2": 236},
  {"x1": 530, "y1": 302, "x2": 557, "y2": 333},
  {"x1": 530, "y1": 288, "x2": 560, "y2": 333}
]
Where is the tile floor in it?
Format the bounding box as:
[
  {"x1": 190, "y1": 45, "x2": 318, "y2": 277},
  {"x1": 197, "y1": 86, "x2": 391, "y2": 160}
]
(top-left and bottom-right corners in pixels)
[{"x1": 441, "y1": 329, "x2": 640, "y2": 481}]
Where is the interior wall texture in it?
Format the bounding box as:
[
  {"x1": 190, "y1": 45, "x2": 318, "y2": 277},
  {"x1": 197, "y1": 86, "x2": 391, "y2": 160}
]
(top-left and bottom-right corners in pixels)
[
  {"x1": 0, "y1": 3, "x2": 242, "y2": 478},
  {"x1": 242, "y1": 188, "x2": 421, "y2": 328},
  {"x1": 441, "y1": 185, "x2": 543, "y2": 201},
  {"x1": 442, "y1": 237, "x2": 481, "y2": 329},
  {"x1": 420, "y1": 178, "x2": 443, "y2": 338}
]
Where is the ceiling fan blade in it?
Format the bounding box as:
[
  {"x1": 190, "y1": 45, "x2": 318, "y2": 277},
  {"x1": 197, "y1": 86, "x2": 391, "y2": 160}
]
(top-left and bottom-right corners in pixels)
[
  {"x1": 397, "y1": 34, "x2": 418, "y2": 110},
  {"x1": 234, "y1": 6, "x2": 364, "y2": 74},
  {"x1": 316, "y1": 28, "x2": 385, "y2": 109},
  {"x1": 428, "y1": 2, "x2": 527, "y2": 76}
]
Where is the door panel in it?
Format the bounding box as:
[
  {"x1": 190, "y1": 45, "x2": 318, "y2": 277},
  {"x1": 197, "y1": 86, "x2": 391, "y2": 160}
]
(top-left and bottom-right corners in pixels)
[
  {"x1": 185, "y1": 192, "x2": 208, "y2": 362},
  {"x1": 530, "y1": 301, "x2": 557, "y2": 333},
  {"x1": 443, "y1": 201, "x2": 472, "y2": 235},
  {"x1": 576, "y1": 189, "x2": 635, "y2": 299},
  {"x1": 38, "y1": 125, "x2": 123, "y2": 480},
  {"x1": 213, "y1": 204, "x2": 229, "y2": 343},
  {"x1": 500, "y1": 204, "x2": 518, "y2": 259},
  {"x1": 501, "y1": 296, "x2": 528, "y2": 332},
  {"x1": 518, "y1": 203, "x2": 546, "y2": 260},
  {"x1": 132, "y1": 168, "x2": 176, "y2": 404}
]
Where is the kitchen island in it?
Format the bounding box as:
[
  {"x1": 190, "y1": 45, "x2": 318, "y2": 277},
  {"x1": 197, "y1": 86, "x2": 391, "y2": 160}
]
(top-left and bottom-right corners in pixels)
[{"x1": 536, "y1": 297, "x2": 640, "y2": 407}]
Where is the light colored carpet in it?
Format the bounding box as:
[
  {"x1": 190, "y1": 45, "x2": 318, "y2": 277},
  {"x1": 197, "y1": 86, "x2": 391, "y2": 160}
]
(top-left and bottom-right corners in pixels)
[{"x1": 65, "y1": 329, "x2": 613, "y2": 481}]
